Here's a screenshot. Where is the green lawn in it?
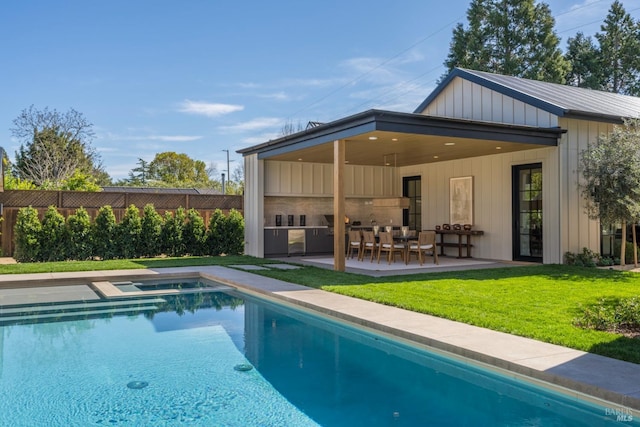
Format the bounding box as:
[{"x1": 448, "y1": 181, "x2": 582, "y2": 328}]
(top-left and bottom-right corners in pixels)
[{"x1": 1, "y1": 257, "x2": 639, "y2": 364}]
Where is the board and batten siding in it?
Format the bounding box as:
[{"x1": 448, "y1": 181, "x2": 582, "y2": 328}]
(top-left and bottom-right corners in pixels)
[
  {"x1": 558, "y1": 118, "x2": 613, "y2": 257},
  {"x1": 264, "y1": 160, "x2": 399, "y2": 197},
  {"x1": 419, "y1": 76, "x2": 558, "y2": 128},
  {"x1": 243, "y1": 154, "x2": 264, "y2": 257},
  {"x1": 400, "y1": 146, "x2": 561, "y2": 263}
]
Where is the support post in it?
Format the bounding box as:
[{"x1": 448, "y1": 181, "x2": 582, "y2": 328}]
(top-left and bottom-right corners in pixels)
[{"x1": 333, "y1": 139, "x2": 345, "y2": 271}]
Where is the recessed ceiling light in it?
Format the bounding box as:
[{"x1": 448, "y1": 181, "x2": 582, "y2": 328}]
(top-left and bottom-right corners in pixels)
[
  {"x1": 385, "y1": 162, "x2": 391, "y2": 166},
  {"x1": 391, "y1": 138, "x2": 398, "y2": 141},
  {"x1": 369, "y1": 136, "x2": 378, "y2": 140},
  {"x1": 433, "y1": 155, "x2": 439, "y2": 159},
  {"x1": 496, "y1": 146, "x2": 502, "y2": 150},
  {"x1": 444, "y1": 142, "x2": 455, "y2": 146},
  {"x1": 345, "y1": 160, "x2": 349, "y2": 164},
  {"x1": 297, "y1": 158, "x2": 303, "y2": 161}
]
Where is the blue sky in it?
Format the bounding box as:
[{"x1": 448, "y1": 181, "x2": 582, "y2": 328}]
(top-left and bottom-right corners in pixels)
[{"x1": 2, "y1": 0, "x2": 639, "y2": 181}]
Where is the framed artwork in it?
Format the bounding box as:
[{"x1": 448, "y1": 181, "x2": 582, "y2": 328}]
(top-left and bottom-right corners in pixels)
[{"x1": 449, "y1": 176, "x2": 473, "y2": 225}]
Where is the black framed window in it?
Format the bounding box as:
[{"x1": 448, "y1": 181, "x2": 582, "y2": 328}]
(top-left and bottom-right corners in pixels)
[{"x1": 403, "y1": 176, "x2": 421, "y2": 230}]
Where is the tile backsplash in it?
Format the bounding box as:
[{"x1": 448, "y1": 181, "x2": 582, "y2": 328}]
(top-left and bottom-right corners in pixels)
[{"x1": 264, "y1": 196, "x2": 402, "y2": 227}]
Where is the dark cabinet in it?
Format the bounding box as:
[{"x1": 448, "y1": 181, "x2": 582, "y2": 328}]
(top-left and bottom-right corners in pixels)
[
  {"x1": 264, "y1": 229, "x2": 288, "y2": 256},
  {"x1": 305, "y1": 228, "x2": 334, "y2": 254}
]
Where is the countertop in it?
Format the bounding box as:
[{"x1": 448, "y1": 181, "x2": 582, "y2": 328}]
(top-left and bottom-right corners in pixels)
[{"x1": 264, "y1": 226, "x2": 329, "y2": 229}]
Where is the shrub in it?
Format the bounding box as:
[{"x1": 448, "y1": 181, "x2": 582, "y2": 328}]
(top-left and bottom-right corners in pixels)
[
  {"x1": 613, "y1": 241, "x2": 637, "y2": 265},
  {"x1": 224, "y1": 209, "x2": 244, "y2": 255},
  {"x1": 14, "y1": 206, "x2": 41, "y2": 262},
  {"x1": 564, "y1": 247, "x2": 599, "y2": 267},
  {"x1": 40, "y1": 206, "x2": 67, "y2": 261},
  {"x1": 93, "y1": 205, "x2": 117, "y2": 260},
  {"x1": 183, "y1": 209, "x2": 206, "y2": 256},
  {"x1": 161, "y1": 207, "x2": 186, "y2": 257},
  {"x1": 117, "y1": 205, "x2": 142, "y2": 259},
  {"x1": 205, "y1": 209, "x2": 225, "y2": 255},
  {"x1": 140, "y1": 204, "x2": 163, "y2": 257},
  {"x1": 574, "y1": 297, "x2": 640, "y2": 333},
  {"x1": 66, "y1": 207, "x2": 92, "y2": 260}
]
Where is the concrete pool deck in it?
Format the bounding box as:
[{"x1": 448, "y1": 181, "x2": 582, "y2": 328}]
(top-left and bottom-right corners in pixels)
[{"x1": 0, "y1": 265, "x2": 639, "y2": 414}]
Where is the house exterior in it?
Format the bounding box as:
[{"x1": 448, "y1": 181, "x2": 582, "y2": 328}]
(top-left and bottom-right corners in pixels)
[{"x1": 239, "y1": 68, "x2": 640, "y2": 270}]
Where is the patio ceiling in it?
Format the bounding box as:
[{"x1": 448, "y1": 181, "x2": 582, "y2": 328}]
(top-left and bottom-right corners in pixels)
[{"x1": 238, "y1": 110, "x2": 565, "y2": 167}]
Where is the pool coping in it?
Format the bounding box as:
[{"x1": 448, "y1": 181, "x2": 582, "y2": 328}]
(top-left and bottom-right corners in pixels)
[{"x1": 1, "y1": 265, "x2": 639, "y2": 415}]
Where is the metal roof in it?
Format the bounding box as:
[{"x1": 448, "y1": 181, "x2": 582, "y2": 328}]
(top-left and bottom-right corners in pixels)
[
  {"x1": 237, "y1": 109, "x2": 563, "y2": 166},
  {"x1": 414, "y1": 68, "x2": 640, "y2": 123}
]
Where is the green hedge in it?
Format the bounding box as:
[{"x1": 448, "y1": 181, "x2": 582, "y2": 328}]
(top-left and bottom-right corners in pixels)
[{"x1": 13, "y1": 204, "x2": 244, "y2": 263}]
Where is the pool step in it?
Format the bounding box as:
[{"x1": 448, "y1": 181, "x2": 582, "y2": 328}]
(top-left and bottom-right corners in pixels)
[
  {"x1": 0, "y1": 297, "x2": 166, "y2": 316},
  {"x1": 0, "y1": 305, "x2": 160, "y2": 325},
  {"x1": 0, "y1": 297, "x2": 167, "y2": 325}
]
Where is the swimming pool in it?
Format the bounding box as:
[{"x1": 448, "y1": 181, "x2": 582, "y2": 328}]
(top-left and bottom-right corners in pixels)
[{"x1": 0, "y1": 280, "x2": 636, "y2": 426}]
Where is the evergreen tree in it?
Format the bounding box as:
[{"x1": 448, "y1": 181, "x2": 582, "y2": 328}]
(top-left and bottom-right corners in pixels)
[
  {"x1": 564, "y1": 32, "x2": 601, "y2": 89},
  {"x1": 66, "y1": 207, "x2": 92, "y2": 260},
  {"x1": 161, "y1": 208, "x2": 186, "y2": 257},
  {"x1": 444, "y1": 0, "x2": 568, "y2": 82},
  {"x1": 224, "y1": 209, "x2": 245, "y2": 255},
  {"x1": 117, "y1": 205, "x2": 142, "y2": 259},
  {"x1": 595, "y1": 1, "x2": 640, "y2": 95},
  {"x1": 39, "y1": 206, "x2": 67, "y2": 261},
  {"x1": 93, "y1": 205, "x2": 117, "y2": 259},
  {"x1": 14, "y1": 206, "x2": 41, "y2": 263},
  {"x1": 183, "y1": 208, "x2": 206, "y2": 256},
  {"x1": 205, "y1": 209, "x2": 226, "y2": 256},
  {"x1": 140, "y1": 204, "x2": 163, "y2": 257}
]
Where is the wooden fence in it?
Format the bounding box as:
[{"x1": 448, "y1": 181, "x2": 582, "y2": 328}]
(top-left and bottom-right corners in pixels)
[{"x1": 0, "y1": 190, "x2": 243, "y2": 257}]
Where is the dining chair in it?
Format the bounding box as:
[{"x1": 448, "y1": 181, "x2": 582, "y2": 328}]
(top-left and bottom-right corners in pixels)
[
  {"x1": 361, "y1": 230, "x2": 378, "y2": 262},
  {"x1": 347, "y1": 230, "x2": 363, "y2": 260},
  {"x1": 406, "y1": 231, "x2": 439, "y2": 265},
  {"x1": 377, "y1": 231, "x2": 405, "y2": 264}
]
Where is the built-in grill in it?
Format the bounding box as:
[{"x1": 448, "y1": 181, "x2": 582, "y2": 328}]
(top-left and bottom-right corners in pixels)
[{"x1": 324, "y1": 215, "x2": 335, "y2": 235}]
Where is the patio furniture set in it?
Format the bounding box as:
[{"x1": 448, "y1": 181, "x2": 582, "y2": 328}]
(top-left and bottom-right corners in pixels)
[{"x1": 347, "y1": 229, "x2": 439, "y2": 265}]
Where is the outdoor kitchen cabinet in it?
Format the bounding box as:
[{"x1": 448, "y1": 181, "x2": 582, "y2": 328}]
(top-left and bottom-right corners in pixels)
[
  {"x1": 305, "y1": 228, "x2": 333, "y2": 254},
  {"x1": 264, "y1": 229, "x2": 288, "y2": 256}
]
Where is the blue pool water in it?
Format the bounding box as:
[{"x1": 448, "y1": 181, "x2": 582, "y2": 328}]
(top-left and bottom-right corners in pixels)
[{"x1": 0, "y1": 285, "x2": 636, "y2": 426}]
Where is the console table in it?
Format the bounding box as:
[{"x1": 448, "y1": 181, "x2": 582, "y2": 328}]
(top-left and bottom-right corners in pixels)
[{"x1": 435, "y1": 229, "x2": 484, "y2": 258}]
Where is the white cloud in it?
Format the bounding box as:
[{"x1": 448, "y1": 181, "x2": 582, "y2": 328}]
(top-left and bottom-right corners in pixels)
[
  {"x1": 178, "y1": 100, "x2": 244, "y2": 117},
  {"x1": 257, "y1": 92, "x2": 290, "y2": 101},
  {"x1": 220, "y1": 117, "x2": 282, "y2": 132},
  {"x1": 241, "y1": 132, "x2": 281, "y2": 145}
]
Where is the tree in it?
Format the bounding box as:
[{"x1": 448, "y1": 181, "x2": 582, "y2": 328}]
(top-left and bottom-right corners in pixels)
[
  {"x1": 66, "y1": 207, "x2": 92, "y2": 260},
  {"x1": 93, "y1": 205, "x2": 117, "y2": 260},
  {"x1": 161, "y1": 208, "x2": 186, "y2": 257},
  {"x1": 140, "y1": 204, "x2": 163, "y2": 257},
  {"x1": 147, "y1": 152, "x2": 212, "y2": 188},
  {"x1": 13, "y1": 206, "x2": 41, "y2": 262},
  {"x1": 443, "y1": 0, "x2": 569, "y2": 83},
  {"x1": 117, "y1": 205, "x2": 142, "y2": 259},
  {"x1": 183, "y1": 208, "x2": 207, "y2": 256},
  {"x1": 595, "y1": 1, "x2": 640, "y2": 95},
  {"x1": 580, "y1": 119, "x2": 640, "y2": 266},
  {"x1": 564, "y1": 32, "x2": 601, "y2": 89},
  {"x1": 10, "y1": 105, "x2": 108, "y2": 187},
  {"x1": 126, "y1": 158, "x2": 151, "y2": 185},
  {"x1": 39, "y1": 206, "x2": 67, "y2": 262}
]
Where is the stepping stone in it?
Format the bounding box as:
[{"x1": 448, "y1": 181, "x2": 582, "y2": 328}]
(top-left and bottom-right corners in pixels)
[
  {"x1": 267, "y1": 264, "x2": 301, "y2": 270},
  {"x1": 229, "y1": 265, "x2": 271, "y2": 271}
]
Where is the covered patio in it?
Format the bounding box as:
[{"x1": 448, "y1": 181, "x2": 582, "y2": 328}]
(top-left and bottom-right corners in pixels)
[{"x1": 240, "y1": 109, "x2": 563, "y2": 272}]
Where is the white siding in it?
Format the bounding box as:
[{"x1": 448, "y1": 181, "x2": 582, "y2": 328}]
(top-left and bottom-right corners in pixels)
[
  {"x1": 243, "y1": 154, "x2": 264, "y2": 257},
  {"x1": 558, "y1": 118, "x2": 614, "y2": 256},
  {"x1": 400, "y1": 146, "x2": 561, "y2": 263},
  {"x1": 420, "y1": 77, "x2": 558, "y2": 127},
  {"x1": 264, "y1": 160, "x2": 398, "y2": 197}
]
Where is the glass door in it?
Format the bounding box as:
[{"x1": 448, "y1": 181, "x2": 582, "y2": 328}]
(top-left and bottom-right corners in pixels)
[
  {"x1": 403, "y1": 176, "x2": 421, "y2": 230},
  {"x1": 512, "y1": 164, "x2": 543, "y2": 262}
]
